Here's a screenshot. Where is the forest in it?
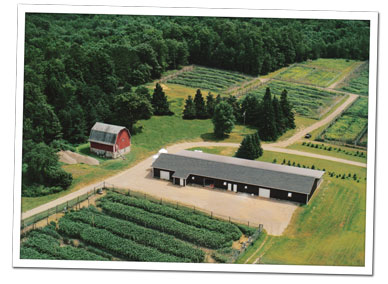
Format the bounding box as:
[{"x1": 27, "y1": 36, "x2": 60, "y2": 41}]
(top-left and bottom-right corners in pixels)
[{"x1": 22, "y1": 13, "x2": 370, "y2": 196}]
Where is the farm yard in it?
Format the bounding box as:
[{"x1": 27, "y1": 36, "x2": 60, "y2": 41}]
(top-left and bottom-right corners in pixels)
[
  {"x1": 21, "y1": 58, "x2": 370, "y2": 267},
  {"x1": 245, "y1": 80, "x2": 344, "y2": 119},
  {"x1": 166, "y1": 65, "x2": 254, "y2": 93},
  {"x1": 275, "y1": 59, "x2": 361, "y2": 88},
  {"x1": 21, "y1": 191, "x2": 258, "y2": 263},
  {"x1": 320, "y1": 96, "x2": 368, "y2": 144}
]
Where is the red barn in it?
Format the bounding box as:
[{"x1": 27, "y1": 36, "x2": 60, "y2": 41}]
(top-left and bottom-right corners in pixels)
[{"x1": 89, "y1": 122, "x2": 131, "y2": 159}]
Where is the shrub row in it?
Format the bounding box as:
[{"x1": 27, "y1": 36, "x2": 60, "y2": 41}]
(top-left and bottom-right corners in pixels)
[
  {"x1": 23, "y1": 230, "x2": 107, "y2": 261},
  {"x1": 58, "y1": 217, "x2": 188, "y2": 262},
  {"x1": 66, "y1": 208, "x2": 205, "y2": 262},
  {"x1": 99, "y1": 200, "x2": 232, "y2": 249},
  {"x1": 104, "y1": 192, "x2": 241, "y2": 240},
  {"x1": 302, "y1": 142, "x2": 366, "y2": 157}
]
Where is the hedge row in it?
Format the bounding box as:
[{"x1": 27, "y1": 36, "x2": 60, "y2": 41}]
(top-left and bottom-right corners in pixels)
[
  {"x1": 58, "y1": 217, "x2": 188, "y2": 263},
  {"x1": 99, "y1": 200, "x2": 232, "y2": 249},
  {"x1": 66, "y1": 208, "x2": 205, "y2": 262},
  {"x1": 23, "y1": 230, "x2": 107, "y2": 261},
  {"x1": 104, "y1": 192, "x2": 241, "y2": 240}
]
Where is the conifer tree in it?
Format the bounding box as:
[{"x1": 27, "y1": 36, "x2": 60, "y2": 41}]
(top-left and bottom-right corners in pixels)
[
  {"x1": 182, "y1": 95, "x2": 196, "y2": 119},
  {"x1": 258, "y1": 87, "x2": 278, "y2": 141},
  {"x1": 280, "y1": 89, "x2": 295, "y2": 129},
  {"x1": 194, "y1": 89, "x2": 207, "y2": 119},
  {"x1": 151, "y1": 83, "x2": 171, "y2": 115},
  {"x1": 251, "y1": 132, "x2": 263, "y2": 158},
  {"x1": 206, "y1": 92, "x2": 216, "y2": 118},
  {"x1": 272, "y1": 95, "x2": 286, "y2": 134},
  {"x1": 236, "y1": 135, "x2": 257, "y2": 160},
  {"x1": 215, "y1": 94, "x2": 222, "y2": 105}
]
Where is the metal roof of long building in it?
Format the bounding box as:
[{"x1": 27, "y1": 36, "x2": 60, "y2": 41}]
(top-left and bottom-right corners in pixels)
[
  {"x1": 176, "y1": 150, "x2": 325, "y2": 179},
  {"x1": 152, "y1": 151, "x2": 325, "y2": 195},
  {"x1": 89, "y1": 122, "x2": 129, "y2": 146}
]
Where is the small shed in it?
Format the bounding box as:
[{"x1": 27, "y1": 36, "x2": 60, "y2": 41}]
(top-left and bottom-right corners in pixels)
[{"x1": 89, "y1": 122, "x2": 131, "y2": 159}]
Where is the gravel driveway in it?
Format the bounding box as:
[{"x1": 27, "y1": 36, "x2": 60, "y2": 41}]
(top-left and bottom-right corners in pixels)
[{"x1": 107, "y1": 154, "x2": 298, "y2": 236}]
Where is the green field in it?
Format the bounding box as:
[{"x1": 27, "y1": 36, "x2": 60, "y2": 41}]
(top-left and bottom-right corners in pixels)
[
  {"x1": 338, "y1": 62, "x2": 369, "y2": 96},
  {"x1": 276, "y1": 59, "x2": 360, "y2": 88},
  {"x1": 323, "y1": 96, "x2": 368, "y2": 143},
  {"x1": 189, "y1": 146, "x2": 366, "y2": 266},
  {"x1": 245, "y1": 80, "x2": 343, "y2": 119},
  {"x1": 167, "y1": 65, "x2": 254, "y2": 92},
  {"x1": 21, "y1": 191, "x2": 257, "y2": 263}
]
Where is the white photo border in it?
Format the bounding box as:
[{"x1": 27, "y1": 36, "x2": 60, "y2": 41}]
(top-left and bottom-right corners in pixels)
[{"x1": 12, "y1": 4, "x2": 379, "y2": 275}]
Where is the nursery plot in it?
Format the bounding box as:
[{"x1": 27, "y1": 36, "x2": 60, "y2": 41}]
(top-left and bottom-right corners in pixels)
[
  {"x1": 322, "y1": 96, "x2": 368, "y2": 143},
  {"x1": 21, "y1": 191, "x2": 254, "y2": 263},
  {"x1": 277, "y1": 59, "x2": 360, "y2": 87},
  {"x1": 339, "y1": 63, "x2": 369, "y2": 96},
  {"x1": 167, "y1": 66, "x2": 254, "y2": 92},
  {"x1": 246, "y1": 80, "x2": 343, "y2": 119}
]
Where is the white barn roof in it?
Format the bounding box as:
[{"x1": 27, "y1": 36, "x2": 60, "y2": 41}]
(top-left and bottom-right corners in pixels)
[{"x1": 89, "y1": 122, "x2": 129, "y2": 146}]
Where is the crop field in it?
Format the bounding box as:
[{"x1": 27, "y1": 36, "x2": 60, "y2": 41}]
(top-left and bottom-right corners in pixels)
[
  {"x1": 21, "y1": 191, "x2": 257, "y2": 263},
  {"x1": 322, "y1": 96, "x2": 368, "y2": 143},
  {"x1": 338, "y1": 62, "x2": 369, "y2": 96},
  {"x1": 245, "y1": 80, "x2": 343, "y2": 119},
  {"x1": 189, "y1": 146, "x2": 366, "y2": 266},
  {"x1": 166, "y1": 66, "x2": 254, "y2": 92},
  {"x1": 276, "y1": 59, "x2": 360, "y2": 87}
]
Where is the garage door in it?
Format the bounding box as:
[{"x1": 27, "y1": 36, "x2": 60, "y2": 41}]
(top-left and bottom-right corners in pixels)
[
  {"x1": 259, "y1": 188, "x2": 270, "y2": 198},
  {"x1": 160, "y1": 170, "x2": 170, "y2": 180}
]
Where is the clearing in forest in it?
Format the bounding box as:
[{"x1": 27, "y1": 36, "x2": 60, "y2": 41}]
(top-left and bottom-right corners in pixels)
[{"x1": 166, "y1": 65, "x2": 254, "y2": 92}]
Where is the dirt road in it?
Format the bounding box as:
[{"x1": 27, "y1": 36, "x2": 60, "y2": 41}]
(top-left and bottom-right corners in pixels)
[{"x1": 270, "y1": 93, "x2": 359, "y2": 148}]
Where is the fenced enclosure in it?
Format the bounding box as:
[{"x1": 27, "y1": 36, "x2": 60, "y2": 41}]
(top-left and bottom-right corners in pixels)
[{"x1": 21, "y1": 182, "x2": 262, "y2": 233}]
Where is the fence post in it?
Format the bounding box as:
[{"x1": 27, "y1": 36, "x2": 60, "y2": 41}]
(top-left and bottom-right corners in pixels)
[
  {"x1": 211, "y1": 211, "x2": 213, "y2": 218},
  {"x1": 229, "y1": 216, "x2": 231, "y2": 223},
  {"x1": 248, "y1": 221, "x2": 250, "y2": 228}
]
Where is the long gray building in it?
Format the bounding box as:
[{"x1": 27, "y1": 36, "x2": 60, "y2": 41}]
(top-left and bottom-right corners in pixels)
[{"x1": 151, "y1": 150, "x2": 324, "y2": 204}]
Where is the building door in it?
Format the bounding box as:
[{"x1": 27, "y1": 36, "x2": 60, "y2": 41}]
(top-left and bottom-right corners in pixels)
[
  {"x1": 160, "y1": 170, "x2": 170, "y2": 180},
  {"x1": 233, "y1": 184, "x2": 237, "y2": 192},
  {"x1": 259, "y1": 188, "x2": 270, "y2": 198},
  {"x1": 180, "y1": 178, "x2": 185, "y2": 186},
  {"x1": 227, "y1": 183, "x2": 232, "y2": 191}
]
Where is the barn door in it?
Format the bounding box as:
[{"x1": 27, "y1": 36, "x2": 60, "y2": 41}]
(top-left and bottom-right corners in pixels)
[
  {"x1": 259, "y1": 188, "x2": 270, "y2": 198},
  {"x1": 227, "y1": 183, "x2": 232, "y2": 191},
  {"x1": 233, "y1": 184, "x2": 237, "y2": 192},
  {"x1": 160, "y1": 171, "x2": 170, "y2": 180}
]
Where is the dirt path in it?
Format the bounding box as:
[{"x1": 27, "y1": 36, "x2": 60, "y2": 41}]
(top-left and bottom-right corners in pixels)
[
  {"x1": 327, "y1": 61, "x2": 366, "y2": 90},
  {"x1": 269, "y1": 93, "x2": 359, "y2": 148},
  {"x1": 244, "y1": 235, "x2": 269, "y2": 264}
]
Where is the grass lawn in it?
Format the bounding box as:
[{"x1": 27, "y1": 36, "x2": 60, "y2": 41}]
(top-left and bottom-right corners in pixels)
[{"x1": 189, "y1": 146, "x2": 366, "y2": 266}]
